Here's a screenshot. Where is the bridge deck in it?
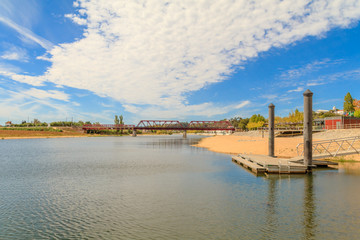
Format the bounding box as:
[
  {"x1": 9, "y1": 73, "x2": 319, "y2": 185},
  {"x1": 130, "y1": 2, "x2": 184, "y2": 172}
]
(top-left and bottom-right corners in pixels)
[{"x1": 82, "y1": 120, "x2": 235, "y2": 131}]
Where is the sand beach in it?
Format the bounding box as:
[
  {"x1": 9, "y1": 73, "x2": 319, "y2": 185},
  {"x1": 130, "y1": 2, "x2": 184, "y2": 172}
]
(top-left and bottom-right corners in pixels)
[{"x1": 195, "y1": 129, "x2": 360, "y2": 161}]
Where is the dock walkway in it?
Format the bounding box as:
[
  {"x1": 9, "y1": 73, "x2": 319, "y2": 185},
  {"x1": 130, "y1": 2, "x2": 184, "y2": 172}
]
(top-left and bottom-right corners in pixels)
[{"x1": 232, "y1": 154, "x2": 337, "y2": 175}]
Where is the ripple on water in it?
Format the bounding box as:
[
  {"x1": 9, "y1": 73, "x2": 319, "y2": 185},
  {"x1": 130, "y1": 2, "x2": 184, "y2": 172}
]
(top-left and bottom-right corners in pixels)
[{"x1": 1, "y1": 136, "x2": 360, "y2": 239}]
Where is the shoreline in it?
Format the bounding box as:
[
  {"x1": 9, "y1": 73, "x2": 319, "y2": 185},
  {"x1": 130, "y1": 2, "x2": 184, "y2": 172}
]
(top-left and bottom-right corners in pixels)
[
  {"x1": 1, "y1": 135, "x2": 89, "y2": 140},
  {"x1": 0, "y1": 132, "x2": 191, "y2": 140},
  {"x1": 194, "y1": 129, "x2": 360, "y2": 161}
]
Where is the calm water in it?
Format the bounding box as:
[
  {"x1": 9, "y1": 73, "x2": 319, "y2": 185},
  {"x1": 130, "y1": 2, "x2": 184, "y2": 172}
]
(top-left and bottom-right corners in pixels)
[{"x1": 1, "y1": 136, "x2": 360, "y2": 239}]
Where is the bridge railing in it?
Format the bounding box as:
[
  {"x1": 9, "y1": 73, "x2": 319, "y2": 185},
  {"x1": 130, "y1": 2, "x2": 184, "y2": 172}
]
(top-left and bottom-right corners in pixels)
[
  {"x1": 82, "y1": 124, "x2": 135, "y2": 130},
  {"x1": 82, "y1": 120, "x2": 235, "y2": 131},
  {"x1": 188, "y1": 120, "x2": 235, "y2": 130},
  {"x1": 136, "y1": 120, "x2": 186, "y2": 129},
  {"x1": 296, "y1": 136, "x2": 360, "y2": 158}
]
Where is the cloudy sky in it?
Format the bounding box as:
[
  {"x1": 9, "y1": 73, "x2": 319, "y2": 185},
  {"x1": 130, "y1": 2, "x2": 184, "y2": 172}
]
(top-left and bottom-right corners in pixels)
[{"x1": 1, "y1": 0, "x2": 360, "y2": 124}]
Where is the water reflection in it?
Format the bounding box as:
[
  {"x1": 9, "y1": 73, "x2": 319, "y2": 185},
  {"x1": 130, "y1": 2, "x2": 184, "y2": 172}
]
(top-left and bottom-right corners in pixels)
[
  {"x1": 304, "y1": 175, "x2": 316, "y2": 239},
  {"x1": 264, "y1": 177, "x2": 278, "y2": 239},
  {"x1": 337, "y1": 162, "x2": 360, "y2": 175},
  {"x1": 262, "y1": 174, "x2": 317, "y2": 240},
  {"x1": 140, "y1": 135, "x2": 205, "y2": 150},
  {"x1": 1, "y1": 136, "x2": 360, "y2": 239}
]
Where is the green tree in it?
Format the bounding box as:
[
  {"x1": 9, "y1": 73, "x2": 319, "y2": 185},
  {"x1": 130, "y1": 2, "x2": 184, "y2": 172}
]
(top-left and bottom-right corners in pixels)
[
  {"x1": 249, "y1": 114, "x2": 265, "y2": 123},
  {"x1": 114, "y1": 115, "x2": 119, "y2": 125},
  {"x1": 33, "y1": 119, "x2": 41, "y2": 126},
  {"x1": 238, "y1": 118, "x2": 249, "y2": 130},
  {"x1": 344, "y1": 92, "x2": 355, "y2": 112},
  {"x1": 119, "y1": 115, "x2": 124, "y2": 125},
  {"x1": 247, "y1": 114, "x2": 265, "y2": 130},
  {"x1": 354, "y1": 110, "x2": 360, "y2": 118}
]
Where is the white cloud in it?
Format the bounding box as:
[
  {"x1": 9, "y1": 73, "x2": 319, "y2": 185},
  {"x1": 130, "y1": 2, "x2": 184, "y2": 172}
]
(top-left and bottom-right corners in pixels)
[
  {"x1": 10, "y1": 74, "x2": 46, "y2": 86},
  {"x1": 65, "y1": 13, "x2": 87, "y2": 25},
  {"x1": 1, "y1": 45, "x2": 29, "y2": 62},
  {"x1": 0, "y1": 62, "x2": 21, "y2": 75},
  {"x1": 23, "y1": 88, "x2": 70, "y2": 102},
  {"x1": 137, "y1": 101, "x2": 251, "y2": 119},
  {"x1": 306, "y1": 68, "x2": 360, "y2": 86},
  {"x1": 0, "y1": 87, "x2": 111, "y2": 124},
  {"x1": 10, "y1": 0, "x2": 360, "y2": 117},
  {"x1": 123, "y1": 104, "x2": 140, "y2": 114},
  {"x1": 235, "y1": 101, "x2": 251, "y2": 109},
  {"x1": 280, "y1": 58, "x2": 344, "y2": 79},
  {"x1": 288, "y1": 87, "x2": 304, "y2": 93},
  {"x1": 261, "y1": 94, "x2": 278, "y2": 100},
  {"x1": 0, "y1": 16, "x2": 53, "y2": 50}
]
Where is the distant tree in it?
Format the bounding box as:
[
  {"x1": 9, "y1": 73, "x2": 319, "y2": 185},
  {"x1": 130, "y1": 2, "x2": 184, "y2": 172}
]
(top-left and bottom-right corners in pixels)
[
  {"x1": 247, "y1": 114, "x2": 265, "y2": 130},
  {"x1": 344, "y1": 92, "x2": 355, "y2": 112},
  {"x1": 238, "y1": 118, "x2": 250, "y2": 130},
  {"x1": 288, "y1": 109, "x2": 303, "y2": 122},
  {"x1": 119, "y1": 115, "x2": 124, "y2": 134},
  {"x1": 249, "y1": 114, "x2": 265, "y2": 123},
  {"x1": 33, "y1": 119, "x2": 41, "y2": 126},
  {"x1": 354, "y1": 110, "x2": 360, "y2": 118},
  {"x1": 353, "y1": 99, "x2": 360, "y2": 111},
  {"x1": 114, "y1": 115, "x2": 119, "y2": 125}
]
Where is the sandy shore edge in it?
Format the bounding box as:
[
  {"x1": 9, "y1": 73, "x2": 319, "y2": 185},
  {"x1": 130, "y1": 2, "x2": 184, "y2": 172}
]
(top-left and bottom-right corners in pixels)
[{"x1": 194, "y1": 131, "x2": 360, "y2": 161}]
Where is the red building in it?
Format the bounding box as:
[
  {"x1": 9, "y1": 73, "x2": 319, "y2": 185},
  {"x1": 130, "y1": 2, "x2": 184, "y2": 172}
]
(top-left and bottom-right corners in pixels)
[{"x1": 324, "y1": 116, "x2": 360, "y2": 130}]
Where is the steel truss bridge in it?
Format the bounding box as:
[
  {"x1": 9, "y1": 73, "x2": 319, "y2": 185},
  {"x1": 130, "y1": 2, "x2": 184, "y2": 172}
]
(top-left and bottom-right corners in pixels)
[{"x1": 82, "y1": 120, "x2": 235, "y2": 131}]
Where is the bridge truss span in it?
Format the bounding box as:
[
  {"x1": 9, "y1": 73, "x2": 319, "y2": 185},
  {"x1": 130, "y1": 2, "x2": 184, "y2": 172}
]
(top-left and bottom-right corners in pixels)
[
  {"x1": 136, "y1": 120, "x2": 186, "y2": 130},
  {"x1": 188, "y1": 121, "x2": 235, "y2": 131},
  {"x1": 82, "y1": 120, "x2": 235, "y2": 132},
  {"x1": 82, "y1": 124, "x2": 135, "y2": 131}
]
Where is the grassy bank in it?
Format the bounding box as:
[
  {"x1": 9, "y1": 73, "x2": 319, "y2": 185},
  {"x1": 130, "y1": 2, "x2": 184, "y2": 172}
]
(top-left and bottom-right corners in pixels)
[
  {"x1": 0, "y1": 127, "x2": 63, "y2": 132},
  {"x1": 0, "y1": 128, "x2": 86, "y2": 139}
]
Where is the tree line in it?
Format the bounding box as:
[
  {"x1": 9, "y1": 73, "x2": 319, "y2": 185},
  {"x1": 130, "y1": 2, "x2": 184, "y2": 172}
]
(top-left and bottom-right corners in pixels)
[
  {"x1": 227, "y1": 92, "x2": 360, "y2": 130},
  {"x1": 343, "y1": 92, "x2": 360, "y2": 117}
]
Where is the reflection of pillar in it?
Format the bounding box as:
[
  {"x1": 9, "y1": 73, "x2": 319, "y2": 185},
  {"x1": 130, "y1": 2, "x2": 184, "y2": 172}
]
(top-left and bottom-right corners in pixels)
[
  {"x1": 304, "y1": 175, "x2": 316, "y2": 239},
  {"x1": 268, "y1": 103, "x2": 275, "y2": 157},
  {"x1": 303, "y1": 90, "x2": 313, "y2": 171},
  {"x1": 183, "y1": 130, "x2": 187, "y2": 138},
  {"x1": 263, "y1": 177, "x2": 278, "y2": 239},
  {"x1": 132, "y1": 129, "x2": 137, "y2": 137}
]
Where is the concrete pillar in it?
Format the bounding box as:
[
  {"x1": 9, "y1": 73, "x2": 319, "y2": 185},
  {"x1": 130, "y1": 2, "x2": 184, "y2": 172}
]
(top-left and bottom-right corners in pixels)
[
  {"x1": 303, "y1": 89, "x2": 313, "y2": 171},
  {"x1": 132, "y1": 129, "x2": 137, "y2": 137},
  {"x1": 268, "y1": 103, "x2": 275, "y2": 157},
  {"x1": 183, "y1": 130, "x2": 187, "y2": 138}
]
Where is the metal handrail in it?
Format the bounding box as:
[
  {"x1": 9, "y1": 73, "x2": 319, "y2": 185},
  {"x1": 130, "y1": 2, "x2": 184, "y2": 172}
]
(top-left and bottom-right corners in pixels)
[{"x1": 296, "y1": 136, "x2": 360, "y2": 157}]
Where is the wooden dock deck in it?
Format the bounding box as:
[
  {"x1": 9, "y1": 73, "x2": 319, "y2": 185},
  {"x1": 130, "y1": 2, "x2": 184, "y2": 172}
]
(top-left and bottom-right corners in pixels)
[{"x1": 232, "y1": 154, "x2": 338, "y2": 174}]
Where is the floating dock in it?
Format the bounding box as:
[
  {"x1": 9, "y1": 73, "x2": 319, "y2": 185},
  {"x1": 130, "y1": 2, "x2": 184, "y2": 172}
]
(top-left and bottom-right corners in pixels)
[{"x1": 232, "y1": 154, "x2": 338, "y2": 175}]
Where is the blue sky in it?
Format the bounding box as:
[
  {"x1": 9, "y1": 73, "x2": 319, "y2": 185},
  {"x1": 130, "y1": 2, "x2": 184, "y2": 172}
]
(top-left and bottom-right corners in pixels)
[{"x1": 1, "y1": 0, "x2": 360, "y2": 125}]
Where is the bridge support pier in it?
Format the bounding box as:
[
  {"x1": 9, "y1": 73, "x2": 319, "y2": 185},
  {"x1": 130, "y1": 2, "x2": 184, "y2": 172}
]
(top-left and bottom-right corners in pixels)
[
  {"x1": 132, "y1": 129, "x2": 137, "y2": 137},
  {"x1": 183, "y1": 130, "x2": 187, "y2": 138},
  {"x1": 303, "y1": 89, "x2": 313, "y2": 172},
  {"x1": 268, "y1": 103, "x2": 275, "y2": 157}
]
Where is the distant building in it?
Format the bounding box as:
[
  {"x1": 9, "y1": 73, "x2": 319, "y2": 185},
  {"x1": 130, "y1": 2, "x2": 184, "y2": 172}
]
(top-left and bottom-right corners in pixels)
[
  {"x1": 324, "y1": 116, "x2": 360, "y2": 129},
  {"x1": 314, "y1": 118, "x2": 325, "y2": 129},
  {"x1": 334, "y1": 110, "x2": 344, "y2": 115},
  {"x1": 5, "y1": 121, "x2": 12, "y2": 127},
  {"x1": 315, "y1": 109, "x2": 329, "y2": 113}
]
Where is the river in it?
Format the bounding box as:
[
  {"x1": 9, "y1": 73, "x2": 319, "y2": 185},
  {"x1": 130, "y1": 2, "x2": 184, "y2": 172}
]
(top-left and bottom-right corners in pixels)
[{"x1": 1, "y1": 136, "x2": 360, "y2": 239}]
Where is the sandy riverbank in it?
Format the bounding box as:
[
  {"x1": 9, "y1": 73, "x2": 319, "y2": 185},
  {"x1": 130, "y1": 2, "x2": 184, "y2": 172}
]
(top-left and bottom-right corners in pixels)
[
  {"x1": 0, "y1": 129, "x2": 88, "y2": 140},
  {"x1": 195, "y1": 129, "x2": 360, "y2": 161}
]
